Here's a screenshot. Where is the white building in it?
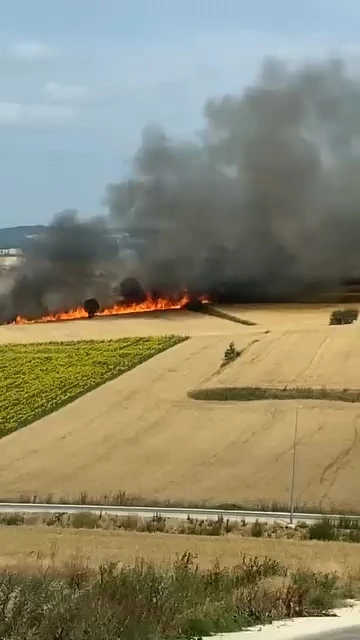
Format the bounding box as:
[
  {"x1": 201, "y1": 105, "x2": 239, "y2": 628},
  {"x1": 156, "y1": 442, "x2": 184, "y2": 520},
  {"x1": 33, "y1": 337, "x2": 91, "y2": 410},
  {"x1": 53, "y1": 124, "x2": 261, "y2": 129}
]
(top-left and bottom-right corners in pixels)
[{"x1": 0, "y1": 248, "x2": 24, "y2": 268}]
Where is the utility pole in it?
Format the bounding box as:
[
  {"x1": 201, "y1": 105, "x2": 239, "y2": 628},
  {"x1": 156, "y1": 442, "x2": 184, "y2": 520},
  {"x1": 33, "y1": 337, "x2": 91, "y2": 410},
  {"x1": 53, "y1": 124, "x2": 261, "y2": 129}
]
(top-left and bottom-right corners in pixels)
[{"x1": 289, "y1": 405, "x2": 302, "y2": 525}]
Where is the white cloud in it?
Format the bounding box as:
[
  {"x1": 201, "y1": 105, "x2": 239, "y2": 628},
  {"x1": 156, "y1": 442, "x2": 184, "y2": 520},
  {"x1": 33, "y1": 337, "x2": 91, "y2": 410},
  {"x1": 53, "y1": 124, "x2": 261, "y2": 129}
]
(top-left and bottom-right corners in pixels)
[
  {"x1": 44, "y1": 83, "x2": 91, "y2": 102},
  {"x1": 0, "y1": 102, "x2": 76, "y2": 126},
  {"x1": 10, "y1": 41, "x2": 58, "y2": 61}
]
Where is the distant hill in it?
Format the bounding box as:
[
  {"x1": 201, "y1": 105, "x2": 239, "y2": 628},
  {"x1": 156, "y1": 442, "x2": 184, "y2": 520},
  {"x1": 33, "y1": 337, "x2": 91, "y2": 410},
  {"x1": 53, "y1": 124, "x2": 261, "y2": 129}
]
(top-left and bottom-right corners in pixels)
[{"x1": 0, "y1": 226, "x2": 47, "y2": 250}]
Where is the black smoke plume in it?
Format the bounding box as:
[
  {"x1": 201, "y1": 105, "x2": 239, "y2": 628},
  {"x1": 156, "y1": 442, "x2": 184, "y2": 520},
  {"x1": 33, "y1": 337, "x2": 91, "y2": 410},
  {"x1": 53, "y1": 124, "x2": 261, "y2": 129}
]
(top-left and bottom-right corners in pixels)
[
  {"x1": 0, "y1": 211, "x2": 120, "y2": 321},
  {"x1": 107, "y1": 57, "x2": 360, "y2": 301},
  {"x1": 3, "y1": 56, "x2": 360, "y2": 321}
]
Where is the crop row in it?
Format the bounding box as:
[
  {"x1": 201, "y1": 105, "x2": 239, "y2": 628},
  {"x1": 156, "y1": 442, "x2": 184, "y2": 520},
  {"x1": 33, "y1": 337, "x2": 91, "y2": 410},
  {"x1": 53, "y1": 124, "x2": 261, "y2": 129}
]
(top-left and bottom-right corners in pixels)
[{"x1": 0, "y1": 335, "x2": 186, "y2": 438}]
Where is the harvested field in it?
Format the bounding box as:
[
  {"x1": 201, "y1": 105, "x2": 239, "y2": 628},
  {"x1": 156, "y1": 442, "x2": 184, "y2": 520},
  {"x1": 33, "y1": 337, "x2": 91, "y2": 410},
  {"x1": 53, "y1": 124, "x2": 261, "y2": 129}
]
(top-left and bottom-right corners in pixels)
[
  {"x1": 0, "y1": 526, "x2": 359, "y2": 576},
  {"x1": 2, "y1": 305, "x2": 360, "y2": 510},
  {"x1": 0, "y1": 336, "x2": 184, "y2": 438},
  {"x1": 0, "y1": 309, "x2": 258, "y2": 343},
  {"x1": 220, "y1": 303, "x2": 358, "y2": 330},
  {"x1": 203, "y1": 324, "x2": 360, "y2": 389}
]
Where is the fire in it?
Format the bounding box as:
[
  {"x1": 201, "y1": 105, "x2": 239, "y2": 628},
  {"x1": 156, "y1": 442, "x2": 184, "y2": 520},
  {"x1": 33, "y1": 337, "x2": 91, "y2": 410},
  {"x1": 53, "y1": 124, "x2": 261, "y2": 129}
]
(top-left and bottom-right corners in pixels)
[{"x1": 12, "y1": 292, "x2": 194, "y2": 325}]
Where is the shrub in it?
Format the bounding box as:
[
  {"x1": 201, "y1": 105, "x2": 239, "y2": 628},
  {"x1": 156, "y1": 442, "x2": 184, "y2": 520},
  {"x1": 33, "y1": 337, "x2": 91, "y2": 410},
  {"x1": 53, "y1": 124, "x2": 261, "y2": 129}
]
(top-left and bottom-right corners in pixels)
[
  {"x1": 309, "y1": 518, "x2": 337, "y2": 541},
  {"x1": 329, "y1": 308, "x2": 358, "y2": 325},
  {"x1": 251, "y1": 520, "x2": 265, "y2": 538},
  {"x1": 0, "y1": 512, "x2": 24, "y2": 526},
  {"x1": 71, "y1": 511, "x2": 99, "y2": 529},
  {"x1": 222, "y1": 341, "x2": 241, "y2": 367}
]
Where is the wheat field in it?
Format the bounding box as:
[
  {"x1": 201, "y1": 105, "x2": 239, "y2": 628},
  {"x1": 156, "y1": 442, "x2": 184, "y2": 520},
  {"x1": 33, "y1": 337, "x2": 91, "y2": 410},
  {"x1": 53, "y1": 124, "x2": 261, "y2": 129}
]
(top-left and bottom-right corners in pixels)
[
  {"x1": 1, "y1": 305, "x2": 360, "y2": 510},
  {"x1": 0, "y1": 526, "x2": 359, "y2": 576}
]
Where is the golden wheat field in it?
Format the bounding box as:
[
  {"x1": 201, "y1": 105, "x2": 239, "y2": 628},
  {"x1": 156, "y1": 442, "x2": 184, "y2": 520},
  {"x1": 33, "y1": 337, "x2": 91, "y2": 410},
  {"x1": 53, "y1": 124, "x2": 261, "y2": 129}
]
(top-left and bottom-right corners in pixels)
[
  {"x1": 1, "y1": 526, "x2": 359, "y2": 576},
  {"x1": 1, "y1": 304, "x2": 360, "y2": 510}
]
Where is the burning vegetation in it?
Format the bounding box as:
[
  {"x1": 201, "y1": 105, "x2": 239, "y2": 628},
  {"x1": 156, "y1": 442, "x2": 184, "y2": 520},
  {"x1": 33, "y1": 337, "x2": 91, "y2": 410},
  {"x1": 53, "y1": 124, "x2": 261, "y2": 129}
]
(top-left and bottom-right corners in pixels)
[
  {"x1": 10, "y1": 293, "x2": 194, "y2": 325},
  {"x1": 3, "y1": 56, "x2": 360, "y2": 324}
]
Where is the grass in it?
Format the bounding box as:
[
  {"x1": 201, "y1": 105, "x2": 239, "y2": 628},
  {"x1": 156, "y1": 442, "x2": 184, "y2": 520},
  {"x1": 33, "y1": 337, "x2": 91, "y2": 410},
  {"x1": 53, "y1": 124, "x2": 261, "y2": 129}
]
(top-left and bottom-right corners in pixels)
[
  {"x1": 2, "y1": 526, "x2": 360, "y2": 576},
  {"x1": 188, "y1": 385, "x2": 360, "y2": 403},
  {"x1": 0, "y1": 549, "x2": 350, "y2": 639},
  {"x1": 0, "y1": 335, "x2": 186, "y2": 438}
]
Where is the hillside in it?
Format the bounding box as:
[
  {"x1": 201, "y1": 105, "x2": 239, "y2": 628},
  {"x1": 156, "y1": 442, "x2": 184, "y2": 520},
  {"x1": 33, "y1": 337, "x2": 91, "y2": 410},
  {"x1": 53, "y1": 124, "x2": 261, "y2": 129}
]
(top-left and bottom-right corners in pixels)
[{"x1": 0, "y1": 225, "x2": 47, "y2": 249}]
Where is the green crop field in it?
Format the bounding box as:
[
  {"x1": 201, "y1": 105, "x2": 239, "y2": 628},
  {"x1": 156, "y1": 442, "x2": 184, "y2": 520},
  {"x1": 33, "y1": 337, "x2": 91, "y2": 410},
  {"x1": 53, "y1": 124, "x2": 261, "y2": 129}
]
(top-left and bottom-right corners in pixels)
[{"x1": 0, "y1": 336, "x2": 186, "y2": 438}]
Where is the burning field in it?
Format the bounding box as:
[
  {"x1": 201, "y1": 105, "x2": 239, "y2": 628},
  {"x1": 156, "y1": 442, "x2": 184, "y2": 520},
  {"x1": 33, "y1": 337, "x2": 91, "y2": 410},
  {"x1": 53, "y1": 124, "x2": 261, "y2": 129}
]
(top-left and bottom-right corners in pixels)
[
  {"x1": 9, "y1": 293, "x2": 193, "y2": 325},
  {"x1": 3, "y1": 57, "x2": 360, "y2": 324},
  {"x1": 3, "y1": 55, "x2": 360, "y2": 509}
]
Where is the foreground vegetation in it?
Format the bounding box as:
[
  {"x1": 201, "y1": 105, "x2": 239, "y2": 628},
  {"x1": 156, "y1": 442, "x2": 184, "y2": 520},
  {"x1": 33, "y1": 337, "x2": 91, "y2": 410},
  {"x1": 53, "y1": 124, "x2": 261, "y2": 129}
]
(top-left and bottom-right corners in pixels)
[
  {"x1": 0, "y1": 553, "x2": 349, "y2": 639},
  {"x1": 0, "y1": 336, "x2": 186, "y2": 438},
  {"x1": 188, "y1": 385, "x2": 360, "y2": 402}
]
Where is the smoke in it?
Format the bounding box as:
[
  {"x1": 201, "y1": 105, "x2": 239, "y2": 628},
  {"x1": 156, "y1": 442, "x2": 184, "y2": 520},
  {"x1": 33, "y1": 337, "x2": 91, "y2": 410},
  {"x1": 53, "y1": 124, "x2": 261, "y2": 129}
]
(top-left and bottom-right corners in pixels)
[
  {"x1": 3, "y1": 55, "x2": 360, "y2": 320},
  {"x1": 107, "y1": 56, "x2": 360, "y2": 299},
  {"x1": 0, "y1": 210, "x2": 120, "y2": 321}
]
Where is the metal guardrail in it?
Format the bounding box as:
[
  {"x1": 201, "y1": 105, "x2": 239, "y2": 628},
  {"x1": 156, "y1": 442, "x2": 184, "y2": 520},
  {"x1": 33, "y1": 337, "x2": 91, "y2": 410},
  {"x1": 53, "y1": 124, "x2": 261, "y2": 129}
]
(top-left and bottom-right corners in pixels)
[{"x1": 0, "y1": 503, "x2": 358, "y2": 524}]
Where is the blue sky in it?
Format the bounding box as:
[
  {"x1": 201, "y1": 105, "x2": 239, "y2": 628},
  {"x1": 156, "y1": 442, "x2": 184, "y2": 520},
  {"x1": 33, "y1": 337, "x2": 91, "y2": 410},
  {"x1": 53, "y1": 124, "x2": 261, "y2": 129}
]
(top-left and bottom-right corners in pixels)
[{"x1": 1, "y1": 0, "x2": 360, "y2": 226}]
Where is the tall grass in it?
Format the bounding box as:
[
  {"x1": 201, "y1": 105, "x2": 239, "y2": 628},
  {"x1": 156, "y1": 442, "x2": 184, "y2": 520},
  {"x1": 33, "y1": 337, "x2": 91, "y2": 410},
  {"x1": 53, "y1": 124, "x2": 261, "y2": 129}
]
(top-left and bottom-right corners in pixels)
[{"x1": 0, "y1": 553, "x2": 345, "y2": 639}]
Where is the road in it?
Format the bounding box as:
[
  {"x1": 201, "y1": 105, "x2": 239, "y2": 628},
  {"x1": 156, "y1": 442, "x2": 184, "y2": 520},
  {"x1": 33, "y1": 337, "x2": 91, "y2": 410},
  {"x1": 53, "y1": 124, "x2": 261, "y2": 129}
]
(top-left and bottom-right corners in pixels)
[
  {"x1": 305, "y1": 630, "x2": 360, "y2": 639},
  {"x1": 0, "y1": 502, "x2": 359, "y2": 525}
]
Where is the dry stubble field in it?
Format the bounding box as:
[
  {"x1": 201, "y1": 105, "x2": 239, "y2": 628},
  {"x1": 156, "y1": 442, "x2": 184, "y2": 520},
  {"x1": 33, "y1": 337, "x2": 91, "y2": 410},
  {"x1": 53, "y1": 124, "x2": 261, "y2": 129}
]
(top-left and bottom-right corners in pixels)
[
  {"x1": 1, "y1": 526, "x2": 359, "y2": 577},
  {"x1": 1, "y1": 304, "x2": 360, "y2": 512}
]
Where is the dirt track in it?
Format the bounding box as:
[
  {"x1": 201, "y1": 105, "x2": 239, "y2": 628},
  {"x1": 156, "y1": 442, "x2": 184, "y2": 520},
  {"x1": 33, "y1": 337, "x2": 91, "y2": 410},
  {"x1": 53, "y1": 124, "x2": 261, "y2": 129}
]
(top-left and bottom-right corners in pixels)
[{"x1": 1, "y1": 305, "x2": 360, "y2": 510}]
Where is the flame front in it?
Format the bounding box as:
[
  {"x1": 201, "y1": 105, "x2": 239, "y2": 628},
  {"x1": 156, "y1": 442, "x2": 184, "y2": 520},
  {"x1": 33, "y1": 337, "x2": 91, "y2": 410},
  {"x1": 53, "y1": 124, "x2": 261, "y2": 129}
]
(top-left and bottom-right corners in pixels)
[{"x1": 12, "y1": 293, "x2": 193, "y2": 325}]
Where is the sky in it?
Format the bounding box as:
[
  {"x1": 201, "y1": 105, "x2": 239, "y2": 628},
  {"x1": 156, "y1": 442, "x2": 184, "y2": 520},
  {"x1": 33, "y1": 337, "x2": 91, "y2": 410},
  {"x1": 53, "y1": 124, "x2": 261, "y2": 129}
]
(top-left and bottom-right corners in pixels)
[{"x1": 1, "y1": 0, "x2": 360, "y2": 227}]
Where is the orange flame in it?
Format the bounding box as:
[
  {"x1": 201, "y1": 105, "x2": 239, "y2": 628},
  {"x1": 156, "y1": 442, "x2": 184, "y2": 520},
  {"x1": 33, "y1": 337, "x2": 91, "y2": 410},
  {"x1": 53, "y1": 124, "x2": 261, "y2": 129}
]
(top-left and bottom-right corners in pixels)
[{"x1": 12, "y1": 293, "x2": 195, "y2": 325}]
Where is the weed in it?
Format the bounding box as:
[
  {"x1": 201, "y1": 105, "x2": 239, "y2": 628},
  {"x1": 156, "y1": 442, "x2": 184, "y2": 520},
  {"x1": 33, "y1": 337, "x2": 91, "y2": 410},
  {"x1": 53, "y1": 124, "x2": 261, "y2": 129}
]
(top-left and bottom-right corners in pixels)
[{"x1": 0, "y1": 554, "x2": 341, "y2": 639}]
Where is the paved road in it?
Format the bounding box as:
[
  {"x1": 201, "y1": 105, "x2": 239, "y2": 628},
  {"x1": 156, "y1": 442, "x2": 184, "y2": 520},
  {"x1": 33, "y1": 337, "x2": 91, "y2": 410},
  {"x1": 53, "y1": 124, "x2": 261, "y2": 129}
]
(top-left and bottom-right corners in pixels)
[
  {"x1": 305, "y1": 629, "x2": 360, "y2": 639},
  {"x1": 0, "y1": 502, "x2": 359, "y2": 525}
]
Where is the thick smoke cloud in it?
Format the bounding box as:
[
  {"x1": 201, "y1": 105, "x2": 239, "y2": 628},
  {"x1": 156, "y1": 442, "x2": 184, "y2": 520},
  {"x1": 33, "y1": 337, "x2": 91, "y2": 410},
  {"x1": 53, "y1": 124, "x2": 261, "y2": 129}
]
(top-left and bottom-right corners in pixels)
[
  {"x1": 0, "y1": 211, "x2": 120, "y2": 321},
  {"x1": 107, "y1": 57, "x2": 360, "y2": 299},
  {"x1": 3, "y1": 56, "x2": 360, "y2": 320}
]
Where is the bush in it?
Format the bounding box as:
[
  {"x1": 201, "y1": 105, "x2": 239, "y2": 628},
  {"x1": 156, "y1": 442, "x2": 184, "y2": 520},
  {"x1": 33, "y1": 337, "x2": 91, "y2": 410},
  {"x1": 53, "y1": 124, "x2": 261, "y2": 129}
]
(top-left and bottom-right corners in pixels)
[
  {"x1": 71, "y1": 511, "x2": 99, "y2": 529},
  {"x1": 222, "y1": 341, "x2": 241, "y2": 367},
  {"x1": 309, "y1": 518, "x2": 337, "y2": 541},
  {"x1": 329, "y1": 308, "x2": 358, "y2": 325},
  {"x1": 0, "y1": 512, "x2": 24, "y2": 526},
  {"x1": 251, "y1": 520, "x2": 265, "y2": 538}
]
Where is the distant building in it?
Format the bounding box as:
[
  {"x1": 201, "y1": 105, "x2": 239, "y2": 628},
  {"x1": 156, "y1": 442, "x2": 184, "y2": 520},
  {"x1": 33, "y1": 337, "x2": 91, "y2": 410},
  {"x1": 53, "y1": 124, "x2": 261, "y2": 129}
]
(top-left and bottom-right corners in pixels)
[
  {"x1": 0, "y1": 247, "x2": 24, "y2": 268},
  {"x1": 0, "y1": 248, "x2": 23, "y2": 256}
]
